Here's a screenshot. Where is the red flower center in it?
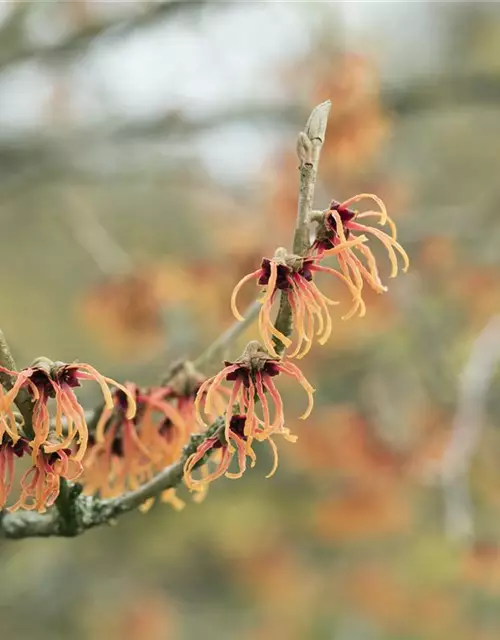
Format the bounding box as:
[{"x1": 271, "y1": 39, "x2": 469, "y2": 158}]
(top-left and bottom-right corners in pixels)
[
  {"x1": 224, "y1": 361, "x2": 280, "y2": 387},
  {"x1": 258, "y1": 258, "x2": 314, "y2": 290},
  {"x1": 327, "y1": 200, "x2": 356, "y2": 240}
]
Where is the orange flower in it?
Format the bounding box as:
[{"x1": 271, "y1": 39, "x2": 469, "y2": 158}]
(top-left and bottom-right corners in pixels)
[
  {"x1": 138, "y1": 386, "x2": 187, "y2": 468},
  {"x1": 312, "y1": 194, "x2": 409, "y2": 314},
  {"x1": 0, "y1": 434, "x2": 30, "y2": 508},
  {"x1": 83, "y1": 383, "x2": 192, "y2": 511},
  {"x1": 84, "y1": 384, "x2": 152, "y2": 497},
  {"x1": 159, "y1": 360, "x2": 213, "y2": 437},
  {"x1": 194, "y1": 342, "x2": 310, "y2": 450},
  {"x1": 231, "y1": 247, "x2": 364, "y2": 357},
  {"x1": 10, "y1": 448, "x2": 82, "y2": 513},
  {"x1": 0, "y1": 359, "x2": 136, "y2": 463},
  {"x1": 184, "y1": 414, "x2": 256, "y2": 492},
  {"x1": 82, "y1": 367, "x2": 236, "y2": 510}
]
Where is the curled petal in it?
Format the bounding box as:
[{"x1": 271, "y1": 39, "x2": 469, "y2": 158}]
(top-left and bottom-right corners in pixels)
[
  {"x1": 311, "y1": 263, "x2": 366, "y2": 319},
  {"x1": 258, "y1": 292, "x2": 292, "y2": 357},
  {"x1": 194, "y1": 378, "x2": 214, "y2": 428},
  {"x1": 161, "y1": 489, "x2": 185, "y2": 511},
  {"x1": 339, "y1": 193, "x2": 388, "y2": 226},
  {"x1": 260, "y1": 259, "x2": 278, "y2": 307},
  {"x1": 31, "y1": 398, "x2": 51, "y2": 459},
  {"x1": 255, "y1": 373, "x2": 272, "y2": 433},
  {"x1": 225, "y1": 378, "x2": 243, "y2": 442},
  {"x1": 0, "y1": 448, "x2": 14, "y2": 508},
  {"x1": 356, "y1": 242, "x2": 386, "y2": 289},
  {"x1": 95, "y1": 407, "x2": 113, "y2": 444},
  {"x1": 356, "y1": 211, "x2": 398, "y2": 239},
  {"x1": 330, "y1": 210, "x2": 348, "y2": 244},
  {"x1": 348, "y1": 221, "x2": 410, "y2": 277},
  {"x1": 75, "y1": 364, "x2": 137, "y2": 419},
  {"x1": 277, "y1": 361, "x2": 314, "y2": 420},
  {"x1": 183, "y1": 437, "x2": 218, "y2": 491},
  {"x1": 345, "y1": 251, "x2": 386, "y2": 294},
  {"x1": 261, "y1": 376, "x2": 285, "y2": 432},
  {"x1": 199, "y1": 446, "x2": 232, "y2": 487},
  {"x1": 243, "y1": 378, "x2": 255, "y2": 440},
  {"x1": 230, "y1": 269, "x2": 262, "y2": 321},
  {"x1": 0, "y1": 368, "x2": 38, "y2": 442},
  {"x1": 205, "y1": 365, "x2": 238, "y2": 417},
  {"x1": 265, "y1": 437, "x2": 279, "y2": 479},
  {"x1": 287, "y1": 281, "x2": 313, "y2": 359},
  {"x1": 322, "y1": 235, "x2": 368, "y2": 257},
  {"x1": 225, "y1": 433, "x2": 248, "y2": 480}
]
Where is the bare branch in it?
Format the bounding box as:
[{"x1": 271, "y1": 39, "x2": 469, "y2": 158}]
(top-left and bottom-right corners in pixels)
[
  {"x1": 0, "y1": 418, "x2": 223, "y2": 539},
  {"x1": 62, "y1": 190, "x2": 134, "y2": 276},
  {"x1": 0, "y1": 1, "x2": 207, "y2": 71},
  {"x1": 0, "y1": 101, "x2": 334, "y2": 539},
  {"x1": 385, "y1": 72, "x2": 500, "y2": 115},
  {"x1": 0, "y1": 509, "x2": 58, "y2": 539},
  {"x1": 92, "y1": 459, "x2": 186, "y2": 523},
  {"x1": 193, "y1": 301, "x2": 261, "y2": 373}
]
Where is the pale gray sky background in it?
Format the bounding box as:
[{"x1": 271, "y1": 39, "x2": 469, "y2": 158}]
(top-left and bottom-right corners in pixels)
[{"x1": 0, "y1": 1, "x2": 446, "y2": 182}]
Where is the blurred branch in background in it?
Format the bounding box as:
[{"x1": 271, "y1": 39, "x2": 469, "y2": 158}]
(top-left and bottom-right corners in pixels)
[
  {"x1": 386, "y1": 71, "x2": 500, "y2": 115},
  {"x1": 193, "y1": 300, "x2": 261, "y2": 372},
  {"x1": 0, "y1": 103, "x2": 304, "y2": 203},
  {"x1": 4, "y1": 71, "x2": 500, "y2": 192},
  {"x1": 63, "y1": 189, "x2": 134, "y2": 276},
  {"x1": 0, "y1": 0, "x2": 207, "y2": 71},
  {"x1": 441, "y1": 316, "x2": 500, "y2": 542}
]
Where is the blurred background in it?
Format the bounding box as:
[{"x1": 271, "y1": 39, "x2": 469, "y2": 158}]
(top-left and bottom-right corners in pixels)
[{"x1": 2, "y1": 1, "x2": 500, "y2": 638}]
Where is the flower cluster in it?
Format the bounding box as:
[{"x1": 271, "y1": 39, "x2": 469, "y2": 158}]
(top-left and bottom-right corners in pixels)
[
  {"x1": 184, "y1": 193, "x2": 408, "y2": 495},
  {"x1": 231, "y1": 245, "x2": 365, "y2": 357},
  {"x1": 312, "y1": 194, "x2": 409, "y2": 305},
  {"x1": 0, "y1": 193, "x2": 408, "y2": 515},
  {"x1": 0, "y1": 359, "x2": 136, "y2": 512},
  {"x1": 184, "y1": 341, "x2": 312, "y2": 491},
  {"x1": 82, "y1": 361, "x2": 223, "y2": 511},
  {"x1": 232, "y1": 194, "x2": 408, "y2": 349}
]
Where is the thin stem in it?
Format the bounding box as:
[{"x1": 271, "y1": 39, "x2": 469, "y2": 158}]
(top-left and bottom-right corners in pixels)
[
  {"x1": 193, "y1": 300, "x2": 261, "y2": 372},
  {"x1": 63, "y1": 190, "x2": 134, "y2": 276},
  {"x1": 273, "y1": 100, "x2": 331, "y2": 354}
]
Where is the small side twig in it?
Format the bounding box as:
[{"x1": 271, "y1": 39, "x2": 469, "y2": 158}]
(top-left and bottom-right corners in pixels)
[
  {"x1": 193, "y1": 300, "x2": 261, "y2": 372},
  {"x1": 63, "y1": 189, "x2": 134, "y2": 276}
]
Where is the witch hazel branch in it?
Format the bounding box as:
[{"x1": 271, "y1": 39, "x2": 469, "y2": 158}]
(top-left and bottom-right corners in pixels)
[{"x1": 0, "y1": 101, "x2": 408, "y2": 539}]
